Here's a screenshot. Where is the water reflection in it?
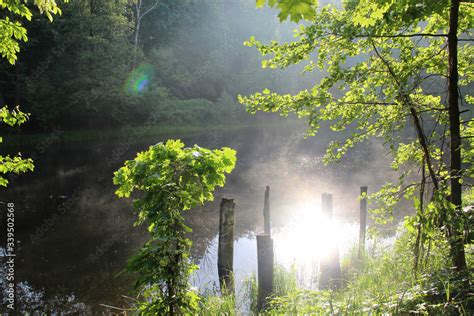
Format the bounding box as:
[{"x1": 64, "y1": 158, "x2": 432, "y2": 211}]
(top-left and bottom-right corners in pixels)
[
  {"x1": 1, "y1": 125, "x2": 401, "y2": 313},
  {"x1": 273, "y1": 202, "x2": 359, "y2": 285},
  {"x1": 192, "y1": 200, "x2": 359, "y2": 295}
]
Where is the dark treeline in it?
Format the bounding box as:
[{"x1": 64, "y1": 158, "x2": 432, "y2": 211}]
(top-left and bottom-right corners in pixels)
[{"x1": 0, "y1": 0, "x2": 309, "y2": 132}]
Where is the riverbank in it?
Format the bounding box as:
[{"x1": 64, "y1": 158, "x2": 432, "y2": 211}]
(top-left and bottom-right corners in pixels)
[
  {"x1": 198, "y1": 229, "x2": 473, "y2": 315},
  {"x1": 2, "y1": 119, "x2": 306, "y2": 147}
]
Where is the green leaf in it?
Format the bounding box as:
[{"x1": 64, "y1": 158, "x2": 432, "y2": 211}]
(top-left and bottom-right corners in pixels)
[
  {"x1": 277, "y1": 0, "x2": 317, "y2": 22},
  {"x1": 256, "y1": 0, "x2": 266, "y2": 8}
]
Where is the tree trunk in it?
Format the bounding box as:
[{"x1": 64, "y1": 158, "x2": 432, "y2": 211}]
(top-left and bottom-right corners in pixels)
[
  {"x1": 168, "y1": 276, "x2": 174, "y2": 316},
  {"x1": 133, "y1": 0, "x2": 159, "y2": 67},
  {"x1": 133, "y1": 0, "x2": 141, "y2": 68},
  {"x1": 447, "y1": 0, "x2": 466, "y2": 271}
]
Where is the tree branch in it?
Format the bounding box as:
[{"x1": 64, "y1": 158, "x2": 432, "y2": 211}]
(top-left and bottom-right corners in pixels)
[
  {"x1": 139, "y1": 0, "x2": 160, "y2": 21},
  {"x1": 371, "y1": 40, "x2": 439, "y2": 191},
  {"x1": 366, "y1": 33, "x2": 447, "y2": 39}
]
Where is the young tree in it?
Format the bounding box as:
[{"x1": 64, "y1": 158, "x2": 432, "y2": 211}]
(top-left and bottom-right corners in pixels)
[
  {"x1": 241, "y1": 0, "x2": 473, "y2": 270},
  {"x1": 1, "y1": 0, "x2": 67, "y2": 186},
  {"x1": 114, "y1": 140, "x2": 236, "y2": 315},
  {"x1": 132, "y1": 0, "x2": 159, "y2": 66}
]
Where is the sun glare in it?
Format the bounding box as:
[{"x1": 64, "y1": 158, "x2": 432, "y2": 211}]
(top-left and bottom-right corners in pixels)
[{"x1": 273, "y1": 201, "x2": 358, "y2": 270}]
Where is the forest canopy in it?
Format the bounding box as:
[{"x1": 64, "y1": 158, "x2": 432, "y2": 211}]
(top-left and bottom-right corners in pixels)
[{"x1": 0, "y1": 0, "x2": 311, "y2": 131}]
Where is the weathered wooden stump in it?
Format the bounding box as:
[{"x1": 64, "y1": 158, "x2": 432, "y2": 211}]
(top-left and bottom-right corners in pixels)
[
  {"x1": 263, "y1": 186, "x2": 271, "y2": 235},
  {"x1": 319, "y1": 193, "x2": 341, "y2": 290},
  {"x1": 322, "y1": 192, "x2": 333, "y2": 219},
  {"x1": 359, "y1": 186, "x2": 368, "y2": 258},
  {"x1": 218, "y1": 198, "x2": 235, "y2": 294},
  {"x1": 257, "y1": 233, "x2": 273, "y2": 311}
]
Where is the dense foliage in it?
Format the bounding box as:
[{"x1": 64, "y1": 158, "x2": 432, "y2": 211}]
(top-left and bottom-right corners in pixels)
[
  {"x1": 266, "y1": 230, "x2": 473, "y2": 315},
  {"x1": 0, "y1": 106, "x2": 33, "y2": 186},
  {"x1": 0, "y1": 0, "x2": 305, "y2": 131},
  {"x1": 113, "y1": 140, "x2": 236, "y2": 314},
  {"x1": 241, "y1": 0, "x2": 473, "y2": 271},
  {"x1": 0, "y1": 0, "x2": 67, "y2": 64},
  {"x1": 1, "y1": 0, "x2": 66, "y2": 186}
]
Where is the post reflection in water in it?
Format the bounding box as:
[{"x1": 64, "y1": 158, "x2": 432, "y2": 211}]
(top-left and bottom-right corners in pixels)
[
  {"x1": 192, "y1": 199, "x2": 359, "y2": 297},
  {"x1": 2, "y1": 126, "x2": 395, "y2": 313}
]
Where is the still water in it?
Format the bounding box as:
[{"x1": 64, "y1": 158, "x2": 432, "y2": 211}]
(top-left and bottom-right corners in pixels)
[{"x1": 1, "y1": 123, "x2": 400, "y2": 314}]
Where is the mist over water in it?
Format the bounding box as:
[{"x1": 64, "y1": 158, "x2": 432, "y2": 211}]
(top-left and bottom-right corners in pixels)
[
  {"x1": 0, "y1": 0, "x2": 422, "y2": 314},
  {"x1": 1, "y1": 120, "x2": 406, "y2": 313}
]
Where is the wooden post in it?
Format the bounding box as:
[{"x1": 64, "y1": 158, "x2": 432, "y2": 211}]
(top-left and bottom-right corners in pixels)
[
  {"x1": 218, "y1": 198, "x2": 235, "y2": 294},
  {"x1": 257, "y1": 233, "x2": 273, "y2": 311},
  {"x1": 359, "y1": 186, "x2": 368, "y2": 257},
  {"x1": 319, "y1": 193, "x2": 341, "y2": 290},
  {"x1": 263, "y1": 186, "x2": 271, "y2": 235},
  {"x1": 322, "y1": 192, "x2": 333, "y2": 219}
]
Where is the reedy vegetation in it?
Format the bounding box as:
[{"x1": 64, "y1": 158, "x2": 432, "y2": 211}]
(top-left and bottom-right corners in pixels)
[
  {"x1": 267, "y1": 231, "x2": 472, "y2": 315},
  {"x1": 199, "y1": 229, "x2": 472, "y2": 315},
  {"x1": 115, "y1": 0, "x2": 473, "y2": 313}
]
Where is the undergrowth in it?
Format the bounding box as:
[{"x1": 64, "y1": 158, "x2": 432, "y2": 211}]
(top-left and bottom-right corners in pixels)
[{"x1": 198, "y1": 229, "x2": 473, "y2": 315}]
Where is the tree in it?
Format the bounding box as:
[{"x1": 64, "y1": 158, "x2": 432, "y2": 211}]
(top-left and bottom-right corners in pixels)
[
  {"x1": 132, "y1": 0, "x2": 159, "y2": 66},
  {"x1": 12, "y1": 0, "x2": 136, "y2": 129},
  {"x1": 1, "y1": 0, "x2": 300, "y2": 130},
  {"x1": 0, "y1": 0, "x2": 66, "y2": 65},
  {"x1": 241, "y1": 0, "x2": 473, "y2": 270},
  {"x1": 1, "y1": 0, "x2": 67, "y2": 186},
  {"x1": 113, "y1": 140, "x2": 236, "y2": 315}
]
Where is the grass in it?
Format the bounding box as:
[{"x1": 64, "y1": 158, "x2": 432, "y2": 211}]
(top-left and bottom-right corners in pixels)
[
  {"x1": 199, "y1": 293, "x2": 237, "y2": 315},
  {"x1": 198, "y1": 229, "x2": 473, "y2": 315},
  {"x1": 198, "y1": 274, "x2": 256, "y2": 315}
]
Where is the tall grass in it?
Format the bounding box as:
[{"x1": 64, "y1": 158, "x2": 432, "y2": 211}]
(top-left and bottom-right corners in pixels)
[
  {"x1": 197, "y1": 229, "x2": 473, "y2": 315},
  {"x1": 273, "y1": 263, "x2": 298, "y2": 298},
  {"x1": 198, "y1": 274, "x2": 258, "y2": 315},
  {"x1": 199, "y1": 292, "x2": 237, "y2": 315},
  {"x1": 267, "y1": 229, "x2": 472, "y2": 315}
]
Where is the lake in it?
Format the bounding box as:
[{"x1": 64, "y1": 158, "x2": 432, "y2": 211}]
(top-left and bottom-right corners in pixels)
[{"x1": 1, "y1": 122, "x2": 402, "y2": 314}]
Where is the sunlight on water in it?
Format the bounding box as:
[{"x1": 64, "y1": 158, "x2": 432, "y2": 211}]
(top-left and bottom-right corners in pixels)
[
  {"x1": 273, "y1": 200, "x2": 358, "y2": 266},
  {"x1": 192, "y1": 199, "x2": 359, "y2": 294},
  {"x1": 272, "y1": 200, "x2": 359, "y2": 288}
]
